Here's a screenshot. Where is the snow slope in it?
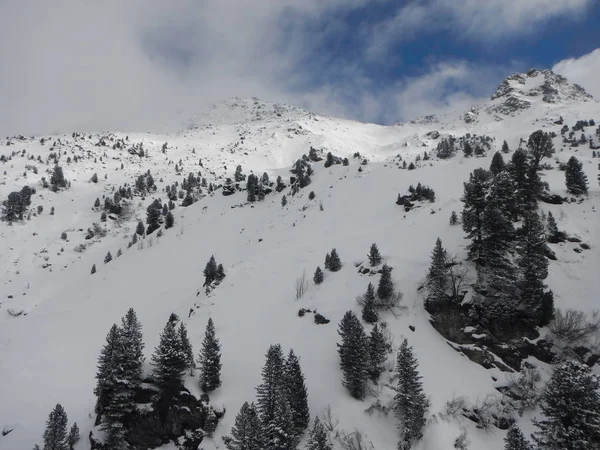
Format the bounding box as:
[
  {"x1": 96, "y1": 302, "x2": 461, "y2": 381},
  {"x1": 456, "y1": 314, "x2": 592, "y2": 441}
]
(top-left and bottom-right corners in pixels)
[{"x1": 1, "y1": 70, "x2": 599, "y2": 450}]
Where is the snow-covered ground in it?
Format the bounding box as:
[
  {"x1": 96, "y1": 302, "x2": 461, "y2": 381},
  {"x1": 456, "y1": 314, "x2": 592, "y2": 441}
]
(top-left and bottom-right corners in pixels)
[{"x1": 1, "y1": 71, "x2": 599, "y2": 450}]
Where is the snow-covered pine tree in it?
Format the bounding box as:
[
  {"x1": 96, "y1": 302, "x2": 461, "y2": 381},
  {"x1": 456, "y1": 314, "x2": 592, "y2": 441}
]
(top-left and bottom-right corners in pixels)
[
  {"x1": 425, "y1": 238, "x2": 449, "y2": 308},
  {"x1": 490, "y1": 151, "x2": 506, "y2": 175},
  {"x1": 204, "y1": 255, "x2": 218, "y2": 285},
  {"x1": 151, "y1": 314, "x2": 187, "y2": 395},
  {"x1": 533, "y1": 360, "x2": 600, "y2": 449},
  {"x1": 394, "y1": 339, "x2": 428, "y2": 450},
  {"x1": 256, "y1": 344, "x2": 286, "y2": 424},
  {"x1": 368, "y1": 324, "x2": 387, "y2": 381},
  {"x1": 165, "y1": 211, "x2": 174, "y2": 229},
  {"x1": 224, "y1": 402, "x2": 263, "y2": 450},
  {"x1": 377, "y1": 264, "x2": 394, "y2": 300},
  {"x1": 284, "y1": 349, "x2": 310, "y2": 435},
  {"x1": 362, "y1": 282, "x2": 379, "y2": 324},
  {"x1": 199, "y1": 317, "x2": 222, "y2": 392},
  {"x1": 565, "y1": 156, "x2": 588, "y2": 195},
  {"x1": 546, "y1": 211, "x2": 559, "y2": 241},
  {"x1": 337, "y1": 311, "x2": 369, "y2": 399},
  {"x1": 66, "y1": 423, "x2": 80, "y2": 450},
  {"x1": 146, "y1": 199, "x2": 163, "y2": 235},
  {"x1": 517, "y1": 212, "x2": 553, "y2": 327},
  {"x1": 368, "y1": 243, "x2": 382, "y2": 266},
  {"x1": 324, "y1": 253, "x2": 331, "y2": 270},
  {"x1": 508, "y1": 149, "x2": 531, "y2": 218},
  {"x1": 104, "y1": 251, "x2": 112, "y2": 264},
  {"x1": 94, "y1": 324, "x2": 120, "y2": 419},
  {"x1": 265, "y1": 394, "x2": 296, "y2": 450},
  {"x1": 504, "y1": 425, "x2": 532, "y2": 450},
  {"x1": 313, "y1": 266, "x2": 324, "y2": 285},
  {"x1": 179, "y1": 322, "x2": 195, "y2": 375},
  {"x1": 305, "y1": 417, "x2": 332, "y2": 450},
  {"x1": 462, "y1": 169, "x2": 491, "y2": 262},
  {"x1": 449, "y1": 210, "x2": 458, "y2": 225},
  {"x1": 328, "y1": 249, "x2": 342, "y2": 272},
  {"x1": 42, "y1": 404, "x2": 68, "y2": 450}
]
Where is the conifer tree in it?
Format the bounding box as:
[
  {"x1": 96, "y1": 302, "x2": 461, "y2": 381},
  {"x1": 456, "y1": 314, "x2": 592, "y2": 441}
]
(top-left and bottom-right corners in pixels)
[
  {"x1": 50, "y1": 165, "x2": 67, "y2": 190},
  {"x1": 256, "y1": 344, "x2": 286, "y2": 424},
  {"x1": 234, "y1": 165, "x2": 246, "y2": 182},
  {"x1": 104, "y1": 251, "x2": 112, "y2": 264},
  {"x1": 276, "y1": 176, "x2": 286, "y2": 193},
  {"x1": 362, "y1": 282, "x2": 379, "y2": 324},
  {"x1": 377, "y1": 264, "x2": 394, "y2": 300},
  {"x1": 94, "y1": 197, "x2": 101, "y2": 208},
  {"x1": 425, "y1": 238, "x2": 449, "y2": 307},
  {"x1": 225, "y1": 402, "x2": 263, "y2": 450},
  {"x1": 43, "y1": 404, "x2": 68, "y2": 450},
  {"x1": 546, "y1": 211, "x2": 560, "y2": 242},
  {"x1": 449, "y1": 210, "x2": 458, "y2": 225},
  {"x1": 305, "y1": 417, "x2": 332, "y2": 450},
  {"x1": 199, "y1": 318, "x2": 222, "y2": 392},
  {"x1": 462, "y1": 168, "x2": 491, "y2": 262},
  {"x1": 146, "y1": 199, "x2": 162, "y2": 235},
  {"x1": 368, "y1": 243, "x2": 382, "y2": 266},
  {"x1": 284, "y1": 349, "x2": 310, "y2": 434},
  {"x1": 266, "y1": 395, "x2": 296, "y2": 450},
  {"x1": 165, "y1": 211, "x2": 174, "y2": 229},
  {"x1": 313, "y1": 266, "x2": 324, "y2": 285},
  {"x1": 328, "y1": 249, "x2": 342, "y2": 272},
  {"x1": 119, "y1": 308, "x2": 144, "y2": 384},
  {"x1": 204, "y1": 255, "x2": 218, "y2": 285},
  {"x1": 565, "y1": 156, "x2": 588, "y2": 195},
  {"x1": 490, "y1": 151, "x2": 506, "y2": 175},
  {"x1": 91, "y1": 264, "x2": 96, "y2": 275},
  {"x1": 508, "y1": 149, "x2": 532, "y2": 217},
  {"x1": 502, "y1": 140, "x2": 510, "y2": 153},
  {"x1": 151, "y1": 314, "x2": 187, "y2": 394},
  {"x1": 216, "y1": 263, "x2": 226, "y2": 282},
  {"x1": 281, "y1": 195, "x2": 287, "y2": 207},
  {"x1": 324, "y1": 253, "x2": 331, "y2": 270},
  {"x1": 368, "y1": 324, "x2": 387, "y2": 381},
  {"x1": 533, "y1": 360, "x2": 600, "y2": 449},
  {"x1": 247, "y1": 174, "x2": 258, "y2": 202},
  {"x1": 179, "y1": 322, "x2": 195, "y2": 374},
  {"x1": 337, "y1": 311, "x2": 369, "y2": 399},
  {"x1": 67, "y1": 423, "x2": 80, "y2": 450},
  {"x1": 394, "y1": 339, "x2": 428, "y2": 450},
  {"x1": 504, "y1": 425, "x2": 532, "y2": 450},
  {"x1": 517, "y1": 213, "x2": 552, "y2": 326},
  {"x1": 94, "y1": 324, "x2": 119, "y2": 418}
]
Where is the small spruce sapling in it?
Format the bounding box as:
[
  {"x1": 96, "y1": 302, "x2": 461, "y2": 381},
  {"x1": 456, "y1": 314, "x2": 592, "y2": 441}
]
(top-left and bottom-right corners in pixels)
[
  {"x1": 368, "y1": 243, "x2": 382, "y2": 266},
  {"x1": 313, "y1": 266, "x2": 324, "y2": 284}
]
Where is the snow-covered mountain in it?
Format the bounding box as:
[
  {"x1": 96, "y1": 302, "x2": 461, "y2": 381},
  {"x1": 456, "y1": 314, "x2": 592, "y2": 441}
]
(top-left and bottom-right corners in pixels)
[{"x1": 1, "y1": 70, "x2": 599, "y2": 450}]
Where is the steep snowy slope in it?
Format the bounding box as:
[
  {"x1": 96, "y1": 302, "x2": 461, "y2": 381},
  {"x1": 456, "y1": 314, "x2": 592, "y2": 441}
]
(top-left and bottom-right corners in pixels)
[{"x1": 1, "y1": 70, "x2": 599, "y2": 450}]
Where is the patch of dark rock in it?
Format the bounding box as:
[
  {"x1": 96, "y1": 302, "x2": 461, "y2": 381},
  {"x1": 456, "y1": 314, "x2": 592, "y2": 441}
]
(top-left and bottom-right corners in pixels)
[
  {"x1": 574, "y1": 248, "x2": 582, "y2": 253},
  {"x1": 544, "y1": 246, "x2": 557, "y2": 260},
  {"x1": 409, "y1": 325, "x2": 415, "y2": 332},
  {"x1": 580, "y1": 243, "x2": 591, "y2": 250},
  {"x1": 314, "y1": 313, "x2": 330, "y2": 325},
  {"x1": 567, "y1": 236, "x2": 582, "y2": 243},
  {"x1": 539, "y1": 193, "x2": 565, "y2": 205}
]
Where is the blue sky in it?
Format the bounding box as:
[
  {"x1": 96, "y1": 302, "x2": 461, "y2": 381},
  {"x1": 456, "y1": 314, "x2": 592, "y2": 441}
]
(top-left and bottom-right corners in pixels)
[{"x1": 0, "y1": 0, "x2": 599, "y2": 135}]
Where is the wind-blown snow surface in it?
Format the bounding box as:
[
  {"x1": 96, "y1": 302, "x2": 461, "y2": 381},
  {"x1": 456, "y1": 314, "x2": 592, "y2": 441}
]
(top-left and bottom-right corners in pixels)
[{"x1": 1, "y1": 80, "x2": 600, "y2": 450}]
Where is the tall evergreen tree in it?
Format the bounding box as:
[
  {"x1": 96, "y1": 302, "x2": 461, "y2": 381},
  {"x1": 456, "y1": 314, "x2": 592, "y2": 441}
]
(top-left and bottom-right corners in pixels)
[
  {"x1": 146, "y1": 199, "x2": 162, "y2": 235},
  {"x1": 256, "y1": 344, "x2": 286, "y2": 424},
  {"x1": 504, "y1": 425, "x2": 532, "y2": 450},
  {"x1": 337, "y1": 311, "x2": 369, "y2": 399},
  {"x1": 305, "y1": 417, "x2": 332, "y2": 450},
  {"x1": 362, "y1": 282, "x2": 379, "y2": 324},
  {"x1": 247, "y1": 174, "x2": 258, "y2": 202},
  {"x1": 179, "y1": 322, "x2": 195, "y2": 374},
  {"x1": 324, "y1": 253, "x2": 331, "y2": 270},
  {"x1": 265, "y1": 395, "x2": 296, "y2": 450},
  {"x1": 368, "y1": 324, "x2": 387, "y2": 381},
  {"x1": 490, "y1": 151, "x2": 506, "y2": 175},
  {"x1": 165, "y1": 211, "x2": 174, "y2": 229},
  {"x1": 50, "y1": 165, "x2": 67, "y2": 190},
  {"x1": 225, "y1": 402, "x2": 263, "y2": 450},
  {"x1": 377, "y1": 264, "x2": 394, "y2": 300},
  {"x1": 368, "y1": 243, "x2": 383, "y2": 266},
  {"x1": 328, "y1": 249, "x2": 342, "y2": 272},
  {"x1": 284, "y1": 349, "x2": 310, "y2": 434},
  {"x1": 449, "y1": 210, "x2": 458, "y2": 225},
  {"x1": 234, "y1": 165, "x2": 246, "y2": 182},
  {"x1": 94, "y1": 324, "x2": 120, "y2": 418},
  {"x1": 546, "y1": 211, "x2": 560, "y2": 242},
  {"x1": 199, "y1": 318, "x2": 222, "y2": 392},
  {"x1": 204, "y1": 255, "x2": 218, "y2": 285},
  {"x1": 509, "y1": 148, "x2": 533, "y2": 217},
  {"x1": 394, "y1": 339, "x2": 428, "y2": 450},
  {"x1": 462, "y1": 168, "x2": 491, "y2": 262},
  {"x1": 67, "y1": 423, "x2": 80, "y2": 450},
  {"x1": 517, "y1": 213, "x2": 552, "y2": 326},
  {"x1": 502, "y1": 140, "x2": 510, "y2": 153},
  {"x1": 43, "y1": 404, "x2": 68, "y2": 450},
  {"x1": 425, "y1": 238, "x2": 449, "y2": 307},
  {"x1": 313, "y1": 266, "x2": 324, "y2": 285},
  {"x1": 533, "y1": 360, "x2": 600, "y2": 450},
  {"x1": 151, "y1": 314, "x2": 187, "y2": 394},
  {"x1": 565, "y1": 156, "x2": 588, "y2": 195}
]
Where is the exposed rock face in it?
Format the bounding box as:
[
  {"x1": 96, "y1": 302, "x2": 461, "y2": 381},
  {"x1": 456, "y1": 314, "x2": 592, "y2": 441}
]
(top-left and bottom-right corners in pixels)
[
  {"x1": 92, "y1": 381, "x2": 223, "y2": 450},
  {"x1": 488, "y1": 69, "x2": 593, "y2": 116}
]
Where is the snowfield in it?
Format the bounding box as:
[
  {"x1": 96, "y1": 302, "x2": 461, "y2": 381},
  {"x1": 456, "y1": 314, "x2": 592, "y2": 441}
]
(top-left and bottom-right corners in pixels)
[{"x1": 1, "y1": 72, "x2": 599, "y2": 450}]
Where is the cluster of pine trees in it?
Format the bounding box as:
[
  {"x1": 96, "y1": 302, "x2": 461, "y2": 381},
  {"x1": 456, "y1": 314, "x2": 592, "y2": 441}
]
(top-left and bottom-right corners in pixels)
[
  {"x1": 33, "y1": 404, "x2": 79, "y2": 450},
  {"x1": 93, "y1": 309, "x2": 222, "y2": 447},
  {"x1": 224, "y1": 344, "x2": 310, "y2": 450},
  {"x1": 458, "y1": 130, "x2": 556, "y2": 330},
  {"x1": 204, "y1": 255, "x2": 226, "y2": 286}
]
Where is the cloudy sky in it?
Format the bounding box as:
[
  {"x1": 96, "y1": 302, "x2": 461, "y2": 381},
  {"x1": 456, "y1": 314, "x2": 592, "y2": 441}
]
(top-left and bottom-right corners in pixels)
[{"x1": 1, "y1": 0, "x2": 599, "y2": 135}]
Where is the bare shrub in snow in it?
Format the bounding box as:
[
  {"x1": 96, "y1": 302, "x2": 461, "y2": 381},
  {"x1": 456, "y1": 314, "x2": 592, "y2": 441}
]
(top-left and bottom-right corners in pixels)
[
  {"x1": 505, "y1": 362, "x2": 542, "y2": 414},
  {"x1": 319, "y1": 405, "x2": 339, "y2": 433},
  {"x1": 295, "y1": 270, "x2": 308, "y2": 300},
  {"x1": 338, "y1": 429, "x2": 374, "y2": 450},
  {"x1": 550, "y1": 308, "x2": 600, "y2": 347},
  {"x1": 442, "y1": 395, "x2": 469, "y2": 422},
  {"x1": 453, "y1": 427, "x2": 471, "y2": 450}
]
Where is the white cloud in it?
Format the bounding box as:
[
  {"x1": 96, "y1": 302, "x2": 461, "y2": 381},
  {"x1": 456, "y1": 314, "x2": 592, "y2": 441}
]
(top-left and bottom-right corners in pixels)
[{"x1": 553, "y1": 48, "x2": 600, "y2": 99}]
